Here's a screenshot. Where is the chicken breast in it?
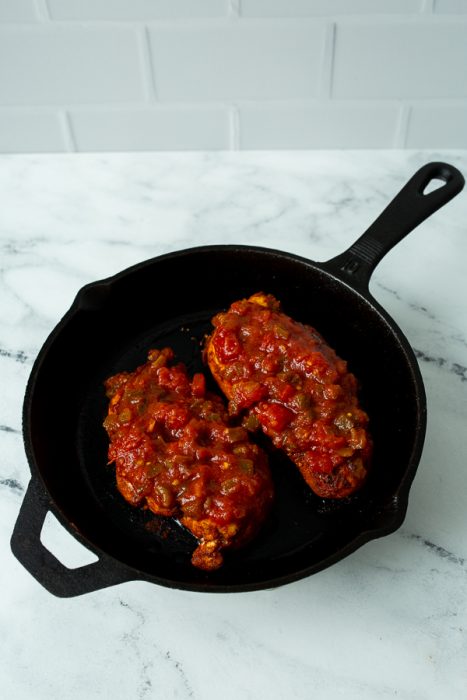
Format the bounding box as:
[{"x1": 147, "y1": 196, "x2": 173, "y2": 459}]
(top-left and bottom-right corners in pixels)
[
  {"x1": 103, "y1": 347, "x2": 273, "y2": 571},
  {"x1": 205, "y1": 293, "x2": 371, "y2": 499}
]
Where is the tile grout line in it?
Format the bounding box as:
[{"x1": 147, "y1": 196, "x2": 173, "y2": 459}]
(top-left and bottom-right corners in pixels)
[
  {"x1": 60, "y1": 109, "x2": 77, "y2": 152},
  {"x1": 140, "y1": 26, "x2": 158, "y2": 102},
  {"x1": 320, "y1": 22, "x2": 336, "y2": 99},
  {"x1": 229, "y1": 104, "x2": 240, "y2": 150},
  {"x1": 393, "y1": 102, "x2": 411, "y2": 148},
  {"x1": 34, "y1": 0, "x2": 51, "y2": 21},
  {"x1": 228, "y1": 0, "x2": 241, "y2": 18},
  {"x1": 421, "y1": 0, "x2": 436, "y2": 13}
]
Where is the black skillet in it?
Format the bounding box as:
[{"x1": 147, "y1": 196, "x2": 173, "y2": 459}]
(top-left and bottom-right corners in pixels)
[{"x1": 11, "y1": 162, "x2": 464, "y2": 597}]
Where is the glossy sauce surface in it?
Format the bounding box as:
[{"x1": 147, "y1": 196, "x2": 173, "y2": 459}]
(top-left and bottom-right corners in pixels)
[
  {"x1": 207, "y1": 294, "x2": 372, "y2": 498},
  {"x1": 104, "y1": 348, "x2": 273, "y2": 570}
]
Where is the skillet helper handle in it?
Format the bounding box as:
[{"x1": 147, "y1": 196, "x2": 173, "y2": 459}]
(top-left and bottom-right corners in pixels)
[
  {"x1": 11, "y1": 478, "x2": 134, "y2": 597},
  {"x1": 325, "y1": 162, "x2": 465, "y2": 290}
]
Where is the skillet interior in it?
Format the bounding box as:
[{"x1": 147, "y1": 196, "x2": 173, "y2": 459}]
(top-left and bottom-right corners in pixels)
[{"x1": 25, "y1": 246, "x2": 425, "y2": 590}]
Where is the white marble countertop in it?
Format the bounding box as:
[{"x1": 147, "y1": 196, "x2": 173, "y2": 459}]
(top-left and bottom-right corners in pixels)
[{"x1": 1, "y1": 150, "x2": 467, "y2": 699}]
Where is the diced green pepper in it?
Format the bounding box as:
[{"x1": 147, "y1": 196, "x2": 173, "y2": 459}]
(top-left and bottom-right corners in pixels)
[
  {"x1": 238, "y1": 458, "x2": 254, "y2": 475},
  {"x1": 118, "y1": 408, "x2": 132, "y2": 423},
  {"x1": 243, "y1": 413, "x2": 260, "y2": 431},
  {"x1": 227, "y1": 426, "x2": 247, "y2": 443}
]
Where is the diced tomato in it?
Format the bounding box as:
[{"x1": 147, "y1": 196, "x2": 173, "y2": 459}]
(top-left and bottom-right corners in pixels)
[
  {"x1": 214, "y1": 328, "x2": 242, "y2": 363},
  {"x1": 276, "y1": 382, "x2": 295, "y2": 403},
  {"x1": 259, "y1": 331, "x2": 277, "y2": 354},
  {"x1": 258, "y1": 402, "x2": 294, "y2": 432},
  {"x1": 261, "y1": 354, "x2": 282, "y2": 373},
  {"x1": 306, "y1": 449, "x2": 334, "y2": 474},
  {"x1": 192, "y1": 373, "x2": 206, "y2": 398},
  {"x1": 231, "y1": 380, "x2": 268, "y2": 411},
  {"x1": 156, "y1": 366, "x2": 170, "y2": 386},
  {"x1": 165, "y1": 406, "x2": 190, "y2": 433}
]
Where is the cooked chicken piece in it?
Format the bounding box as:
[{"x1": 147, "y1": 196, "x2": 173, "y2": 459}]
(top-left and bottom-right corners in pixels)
[
  {"x1": 103, "y1": 347, "x2": 273, "y2": 570},
  {"x1": 205, "y1": 293, "x2": 371, "y2": 499}
]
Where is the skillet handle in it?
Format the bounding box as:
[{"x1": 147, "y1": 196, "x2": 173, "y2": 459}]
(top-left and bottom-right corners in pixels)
[
  {"x1": 324, "y1": 161, "x2": 465, "y2": 290},
  {"x1": 11, "y1": 479, "x2": 134, "y2": 597}
]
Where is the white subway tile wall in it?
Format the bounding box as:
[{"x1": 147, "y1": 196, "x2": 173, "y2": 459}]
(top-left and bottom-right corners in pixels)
[
  {"x1": 0, "y1": 26, "x2": 146, "y2": 105},
  {"x1": 333, "y1": 21, "x2": 467, "y2": 99},
  {"x1": 0, "y1": 110, "x2": 64, "y2": 152},
  {"x1": 239, "y1": 102, "x2": 401, "y2": 149},
  {"x1": 240, "y1": 0, "x2": 425, "y2": 16},
  {"x1": 434, "y1": 0, "x2": 467, "y2": 12},
  {"x1": 0, "y1": 0, "x2": 466, "y2": 152},
  {"x1": 0, "y1": 0, "x2": 38, "y2": 22},
  {"x1": 70, "y1": 106, "x2": 231, "y2": 150},
  {"x1": 47, "y1": 0, "x2": 229, "y2": 20},
  {"x1": 147, "y1": 21, "x2": 327, "y2": 100},
  {"x1": 406, "y1": 103, "x2": 467, "y2": 147}
]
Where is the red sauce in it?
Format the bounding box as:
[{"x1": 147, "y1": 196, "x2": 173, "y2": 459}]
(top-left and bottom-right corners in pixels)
[
  {"x1": 207, "y1": 293, "x2": 372, "y2": 498},
  {"x1": 104, "y1": 347, "x2": 273, "y2": 570}
]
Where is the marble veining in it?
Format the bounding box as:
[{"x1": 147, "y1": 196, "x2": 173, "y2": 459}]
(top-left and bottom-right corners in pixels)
[
  {"x1": 404, "y1": 532, "x2": 465, "y2": 567},
  {"x1": 1, "y1": 150, "x2": 467, "y2": 699}
]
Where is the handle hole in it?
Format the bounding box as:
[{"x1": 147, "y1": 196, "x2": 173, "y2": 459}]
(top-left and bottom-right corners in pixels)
[
  {"x1": 40, "y1": 512, "x2": 98, "y2": 569},
  {"x1": 423, "y1": 177, "x2": 447, "y2": 195}
]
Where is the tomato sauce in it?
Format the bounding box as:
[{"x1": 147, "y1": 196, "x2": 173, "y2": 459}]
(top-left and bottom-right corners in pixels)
[
  {"x1": 103, "y1": 347, "x2": 273, "y2": 570},
  {"x1": 206, "y1": 293, "x2": 372, "y2": 498}
]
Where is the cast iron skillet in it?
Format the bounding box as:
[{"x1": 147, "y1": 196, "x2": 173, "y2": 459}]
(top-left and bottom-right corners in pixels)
[{"x1": 11, "y1": 162, "x2": 464, "y2": 597}]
